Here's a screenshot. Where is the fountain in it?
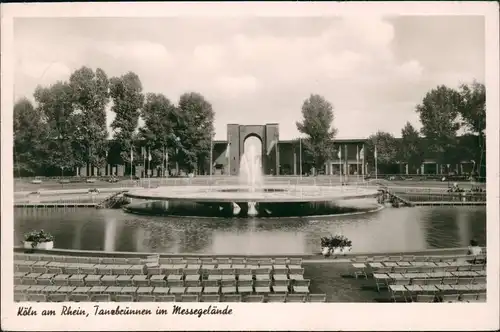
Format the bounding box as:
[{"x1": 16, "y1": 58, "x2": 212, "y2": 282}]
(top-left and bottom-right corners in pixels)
[
  {"x1": 238, "y1": 144, "x2": 263, "y2": 216},
  {"x1": 124, "y1": 143, "x2": 380, "y2": 218}
]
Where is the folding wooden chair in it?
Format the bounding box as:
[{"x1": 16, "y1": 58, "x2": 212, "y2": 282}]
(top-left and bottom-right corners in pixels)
[
  {"x1": 221, "y1": 279, "x2": 237, "y2": 294},
  {"x1": 27, "y1": 293, "x2": 47, "y2": 302},
  {"x1": 293, "y1": 279, "x2": 310, "y2": 294},
  {"x1": 273, "y1": 257, "x2": 287, "y2": 265},
  {"x1": 286, "y1": 294, "x2": 306, "y2": 303},
  {"x1": 237, "y1": 280, "x2": 253, "y2": 295},
  {"x1": 221, "y1": 268, "x2": 236, "y2": 281},
  {"x1": 181, "y1": 294, "x2": 198, "y2": 302},
  {"x1": 267, "y1": 294, "x2": 286, "y2": 303},
  {"x1": 440, "y1": 293, "x2": 460, "y2": 302},
  {"x1": 254, "y1": 280, "x2": 271, "y2": 295},
  {"x1": 473, "y1": 276, "x2": 486, "y2": 284},
  {"x1": 373, "y1": 273, "x2": 390, "y2": 292},
  {"x1": 201, "y1": 294, "x2": 220, "y2": 302},
  {"x1": 222, "y1": 294, "x2": 242, "y2": 302},
  {"x1": 307, "y1": 294, "x2": 327, "y2": 303},
  {"x1": 416, "y1": 294, "x2": 435, "y2": 303},
  {"x1": 351, "y1": 263, "x2": 367, "y2": 279},
  {"x1": 113, "y1": 294, "x2": 132, "y2": 302},
  {"x1": 237, "y1": 268, "x2": 253, "y2": 281},
  {"x1": 14, "y1": 292, "x2": 27, "y2": 302},
  {"x1": 272, "y1": 279, "x2": 290, "y2": 294},
  {"x1": 459, "y1": 293, "x2": 479, "y2": 302},
  {"x1": 207, "y1": 269, "x2": 222, "y2": 281},
  {"x1": 48, "y1": 293, "x2": 67, "y2": 302},
  {"x1": 244, "y1": 295, "x2": 264, "y2": 303},
  {"x1": 389, "y1": 284, "x2": 408, "y2": 302},
  {"x1": 136, "y1": 294, "x2": 155, "y2": 302},
  {"x1": 202, "y1": 280, "x2": 220, "y2": 294},
  {"x1": 155, "y1": 294, "x2": 175, "y2": 302}
]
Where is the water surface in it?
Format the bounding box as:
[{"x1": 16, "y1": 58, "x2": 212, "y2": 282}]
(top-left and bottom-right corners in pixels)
[{"x1": 14, "y1": 206, "x2": 486, "y2": 255}]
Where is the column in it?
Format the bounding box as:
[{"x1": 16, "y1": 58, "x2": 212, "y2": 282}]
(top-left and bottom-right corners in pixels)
[
  {"x1": 293, "y1": 151, "x2": 297, "y2": 175},
  {"x1": 117, "y1": 165, "x2": 125, "y2": 176},
  {"x1": 421, "y1": 164, "x2": 425, "y2": 175},
  {"x1": 275, "y1": 143, "x2": 279, "y2": 175},
  {"x1": 460, "y1": 163, "x2": 464, "y2": 175},
  {"x1": 436, "y1": 163, "x2": 439, "y2": 175},
  {"x1": 405, "y1": 163, "x2": 409, "y2": 175}
]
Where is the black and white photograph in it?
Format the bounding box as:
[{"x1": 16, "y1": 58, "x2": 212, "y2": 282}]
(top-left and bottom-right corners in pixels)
[{"x1": 1, "y1": 2, "x2": 498, "y2": 331}]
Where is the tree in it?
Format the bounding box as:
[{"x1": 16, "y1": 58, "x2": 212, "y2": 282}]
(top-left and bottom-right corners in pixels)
[
  {"x1": 174, "y1": 92, "x2": 215, "y2": 173},
  {"x1": 109, "y1": 72, "x2": 144, "y2": 168},
  {"x1": 140, "y1": 93, "x2": 178, "y2": 172},
  {"x1": 69, "y1": 67, "x2": 110, "y2": 171},
  {"x1": 34, "y1": 81, "x2": 78, "y2": 175},
  {"x1": 459, "y1": 81, "x2": 486, "y2": 177},
  {"x1": 364, "y1": 131, "x2": 398, "y2": 174},
  {"x1": 13, "y1": 98, "x2": 48, "y2": 175},
  {"x1": 296, "y1": 94, "x2": 337, "y2": 171},
  {"x1": 398, "y1": 122, "x2": 424, "y2": 173},
  {"x1": 415, "y1": 85, "x2": 462, "y2": 165}
]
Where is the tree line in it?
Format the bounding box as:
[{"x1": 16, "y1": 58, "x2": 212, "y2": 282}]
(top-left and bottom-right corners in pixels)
[
  {"x1": 14, "y1": 67, "x2": 215, "y2": 177},
  {"x1": 295, "y1": 81, "x2": 485, "y2": 177}
]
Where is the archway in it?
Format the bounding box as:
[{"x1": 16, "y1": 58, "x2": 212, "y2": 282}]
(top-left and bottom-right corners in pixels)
[{"x1": 242, "y1": 135, "x2": 263, "y2": 174}]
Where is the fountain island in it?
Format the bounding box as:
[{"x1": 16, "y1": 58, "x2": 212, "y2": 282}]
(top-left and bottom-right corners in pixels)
[{"x1": 124, "y1": 145, "x2": 380, "y2": 218}]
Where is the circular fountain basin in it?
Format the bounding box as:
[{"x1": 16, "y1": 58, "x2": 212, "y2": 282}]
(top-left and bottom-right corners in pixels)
[
  {"x1": 125, "y1": 185, "x2": 378, "y2": 203},
  {"x1": 123, "y1": 185, "x2": 380, "y2": 218}
]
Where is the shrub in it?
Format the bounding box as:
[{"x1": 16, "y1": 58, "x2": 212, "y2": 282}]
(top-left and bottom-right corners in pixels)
[
  {"x1": 320, "y1": 234, "x2": 352, "y2": 249},
  {"x1": 23, "y1": 229, "x2": 54, "y2": 247}
]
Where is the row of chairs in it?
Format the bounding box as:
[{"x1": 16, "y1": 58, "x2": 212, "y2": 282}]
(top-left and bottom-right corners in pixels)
[
  {"x1": 16, "y1": 274, "x2": 311, "y2": 291},
  {"x1": 375, "y1": 274, "x2": 486, "y2": 291},
  {"x1": 14, "y1": 292, "x2": 326, "y2": 303},
  {"x1": 14, "y1": 282, "x2": 311, "y2": 298},
  {"x1": 14, "y1": 254, "x2": 303, "y2": 266},
  {"x1": 356, "y1": 264, "x2": 485, "y2": 279},
  {"x1": 14, "y1": 261, "x2": 305, "y2": 276},
  {"x1": 350, "y1": 253, "x2": 486, "y2": 264},
  {"x1": 392, "y1": 290, "x2": 486, "y2": 303}
]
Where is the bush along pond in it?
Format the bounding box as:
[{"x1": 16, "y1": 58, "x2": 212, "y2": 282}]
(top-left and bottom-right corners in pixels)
[
  {"x1": 23, "y1": 229, "x2": 54, "y2": 251},
  {"x1": 321, "y1": 234, "x2": 353, "y2": 257}
]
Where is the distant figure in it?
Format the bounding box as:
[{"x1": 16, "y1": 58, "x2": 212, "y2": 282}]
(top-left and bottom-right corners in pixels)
[
  {"x1": 467, "y1": 239, "x2": 484, "y2": 264},
  {"x1": 467, "y1": 239, "x2": 482, "y2": 256}
]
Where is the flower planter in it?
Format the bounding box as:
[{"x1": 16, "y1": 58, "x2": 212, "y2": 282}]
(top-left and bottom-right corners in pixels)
[{"x1": 23, "y1": 241, "x2": 54, "y2": 250}]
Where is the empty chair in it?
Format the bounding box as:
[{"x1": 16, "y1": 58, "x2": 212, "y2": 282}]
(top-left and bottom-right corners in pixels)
[
  {"x1": 473, "y1": 276, "x2": 486, "y2": 284},
  {"x1": 412, "y1": 278, "x2": 427, "y2": 286},
  {"x1": 237, "y1": 268, "x2": 253, "y2": 281},
  {"x1": 222, "y1": 294, "x2": 242, "y2": 302},
  {"x1": 221, "y1": 280, "x2": 237, "y2": 294},
  {"x1": 426, "y1": 278, "x2": 442, "y2": 286},
  {"x1": 460, "y1": 293, "x2": 479, "y2": 302},
  {"x1": 221, "y1": 269, "x2": 236, "y2": 281},
  {"x1": 286, "y1": 294, "x2": 306, "y2": 303},
  {"x1": 477, "y1": 293, "x2": 486, "y2": 302},
  {"x1": 254, "y1": 280, "x2": 271, "y2": 294},
  {"x1": 371, "y1": 256, "x2": 386, "y2": 263},
  {"x1": 351, "y1": 256, "x2": 368, "y2": 263},
  {"x1": 48, "y1": 293, "x2": 67, "y2": 302},
  {"x1": 237, "y1": 280, "x2": 253, "y2": 294},
  {"x1": 115, "y1": 275, "x2": 133, "y2": 287},
  {"x1": 201, "y1": 294, "x2": 221, "y2": 302},
  {"x1": 272, "y1": 280, "x2": 290, "y2": 293},
  {"x1": 115, "y1": 294, "x2": 134, "y2": 302},
  {"x1": 150, "y1": 275, "x2": 167, "y2": 287},
  {"x1": 401, "y1": 256, "x2": 415, "y2": 262},
  {"x1": 100, "y1": 275, "x2": 118, "y2": 286},
  {"x1": 184, "y1": 268, "x2": 200, "y2": 275},
  {"x1": 27, "y1": 293, "x2": 47, "y2": 302},
  {"x1": 273, "y1": 258, "x2": 287, "y2": 265},
  {"x1": 181, "y1": 294, "x2": 199, "y2": 302},
  {"x1": 267, "y1": 294, "x2": 286, "y2": 303},
  {"x1": 14, "y1": 293, "x2": 27, "y2": 302},
  {"x1": 202, "y1": 280, "x2": 220, "y2": 294},
  {"x1": 53, "y1": 274, "x2": 70, "y2": 286},
  {"x1": 231, "y1": 257, "x2": 246, "y2": 266},
  {"x1": 387, "y1": 256, "x2": 401, "y2": 262},
  {"x1": 155, "y1": 295, "x2": 175, "y2": 302},
  {"x1": 288, "y1": 267, "x2": 304, "y2": 275},
  {"x1": 440, "y1": 294, "x2": 460, "y2": 303},
  {"x1": 293, "y1": 279, "x2": 310, "y2": 293},
  {"x1": 216, "y1": 257, "x2": 231, "y2": 265},
  {"x1": 85, "y1": 275, "x2": 103, "y2": 286},
  {"x1": 36, "y1": 273, "x2": 55, "y2": 286},
  {"x1": 199, "y1": 257, "x2": 215, "y2": 265},
  {"x1": 457, "y1": 277, "x2": 473, "y2": 285},
  {"x1": 135, "y1": 295, "x2": 155, "y2": 302},
  {"x1": 69, "y1": 274, "x2": 86, "y2": 287},
  {"x1": 258, "y1": 258, "x2": 273, "y2": 268},
  {"x1": 392, "y1": 266, "x2": 407, "y2": 274},
  {"x1": 207, "y1": 269, "x2": 222, "y2": 281},
  {"x1": 245, "y1": 295, "x2": 264, "y2": 303},
  {"x1": 416, "y1": 294, "x2": 435, "y2": 303},
  {"x1": 127, "y1": 257, "x2": 142, "y2": 265},
  {"x1": 132, "y1": 275, "x2": 149, "y2": 287},
  {"x1": 70, "y1": 294, "x2": 90, "y2": 302},
  {"x1": 185, "y1": 258, "x2": 200, "y2": 265},
  {"x1": 307, "y1": 294, "x2": 327, "y2": 303},
  {"x1": 288, "y1": 258, "x2": 302, "y2": 266},
  {"x1": 442, "y1": 277, "x2": 458, "y2": 285},
  {"x1": 64, "y1": 265, "x2": 80, "y2": 275},
  {"x1": 91, "y1": 294, "x2": 111, "y2": 302}
]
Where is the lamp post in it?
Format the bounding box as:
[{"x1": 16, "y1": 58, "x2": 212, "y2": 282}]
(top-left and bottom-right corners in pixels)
[{"x1": 299, "y1": 137, "x2": 302, "y2": 180}]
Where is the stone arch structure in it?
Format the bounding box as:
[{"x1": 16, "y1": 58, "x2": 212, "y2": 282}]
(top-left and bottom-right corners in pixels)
[{"x1": 227, "y1": 123, "x2": 280, "y2": 175}]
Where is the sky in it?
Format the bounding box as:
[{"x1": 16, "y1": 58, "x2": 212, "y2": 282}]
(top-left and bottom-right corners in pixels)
[{"x1": 13, "y1": 16, "x2": 484, "y2": 140}]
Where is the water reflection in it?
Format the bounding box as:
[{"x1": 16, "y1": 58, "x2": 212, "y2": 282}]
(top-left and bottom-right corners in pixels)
[{"x1": 13, "y1": 206, "x2": 486, "y2": 254}]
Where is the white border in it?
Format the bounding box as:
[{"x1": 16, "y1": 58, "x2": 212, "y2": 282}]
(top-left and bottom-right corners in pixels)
[{"x1": 1, "y1": 2, "x2": 499, "y2": 331}]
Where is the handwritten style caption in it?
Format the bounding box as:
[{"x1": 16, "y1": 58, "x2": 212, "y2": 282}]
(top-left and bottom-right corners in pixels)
[{"x1": 17, "y1": 304, "x2": 233, "y2": 318}]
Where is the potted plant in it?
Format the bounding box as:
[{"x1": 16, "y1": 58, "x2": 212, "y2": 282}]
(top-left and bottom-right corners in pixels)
[
  {"x1": 23, "y1": 229, "x2": 54, "y2": 250},
  {"x1": 321, "y1": 234, "x2": 353, "y2": 257}
]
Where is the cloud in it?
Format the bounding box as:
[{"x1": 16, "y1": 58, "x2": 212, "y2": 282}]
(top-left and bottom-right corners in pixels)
[{"x1": 13, "y1": 16, "x2": 484, "y2": 140}]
